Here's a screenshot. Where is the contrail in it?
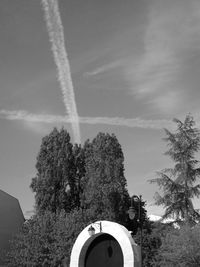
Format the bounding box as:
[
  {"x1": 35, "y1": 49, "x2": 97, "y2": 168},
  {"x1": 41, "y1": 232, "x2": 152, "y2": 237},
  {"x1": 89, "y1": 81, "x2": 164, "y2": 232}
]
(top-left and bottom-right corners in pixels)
[
  {"x1": 4, "y1": 109, "x2": 200, "y2": 131},
  {"x1": 0, "y1": 110, "x2": 175, "y2": 130},
  {"x1": 41, "y1": 0, "x2": 81, "y2": 143}
]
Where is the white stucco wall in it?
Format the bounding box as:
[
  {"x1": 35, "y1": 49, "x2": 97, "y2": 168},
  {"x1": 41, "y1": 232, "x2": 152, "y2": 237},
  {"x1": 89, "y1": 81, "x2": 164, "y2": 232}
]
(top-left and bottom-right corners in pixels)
[{"x1": 70, "y1": 220, "x2": 141, "y2": 267}]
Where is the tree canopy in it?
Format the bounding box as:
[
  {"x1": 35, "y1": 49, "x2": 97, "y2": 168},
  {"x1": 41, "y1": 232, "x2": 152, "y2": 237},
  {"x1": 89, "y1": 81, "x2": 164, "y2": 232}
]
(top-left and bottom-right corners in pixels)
[
  {"x1": 150, "y1": 115, "x2": 200, "y2": 222},
  {"x1": 156, "y1": 224, "x2": 200, "y2": 266},
  {"x1": 7, "y1": 129, "x2": 149, "y2": 265},
  {"x1": 30, "y1": 128, "x2": 82, "y2": 213},
  {"x1": 81, "y1": 133, "x2": 130, "y2": 223},
  {"x1": 6, "y1": 209, "x2": 95, "y2": 267}
]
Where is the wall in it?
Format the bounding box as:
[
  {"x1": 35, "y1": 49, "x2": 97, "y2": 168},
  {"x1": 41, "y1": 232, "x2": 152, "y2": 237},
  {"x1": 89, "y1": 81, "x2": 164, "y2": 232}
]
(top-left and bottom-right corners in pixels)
[
  {"x1": 0, "y1": 190, "x2": 24, "y2": 264},
  {"x1": 70, "y1": 220, "x2": 141, "y2": 267}
]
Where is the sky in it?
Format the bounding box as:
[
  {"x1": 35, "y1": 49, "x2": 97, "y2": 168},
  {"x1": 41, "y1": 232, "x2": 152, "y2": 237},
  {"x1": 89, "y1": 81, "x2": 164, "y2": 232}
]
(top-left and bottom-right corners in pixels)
[{"x1": 1, "y1": 0, "x2": 200, "y2": 218}]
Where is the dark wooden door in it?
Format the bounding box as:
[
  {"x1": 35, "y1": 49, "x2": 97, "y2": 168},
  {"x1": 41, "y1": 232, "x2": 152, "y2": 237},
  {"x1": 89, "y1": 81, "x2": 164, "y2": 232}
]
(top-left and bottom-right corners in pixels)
[{"x1": 85, "y1": 234, "x2": 123, "y2": 267}]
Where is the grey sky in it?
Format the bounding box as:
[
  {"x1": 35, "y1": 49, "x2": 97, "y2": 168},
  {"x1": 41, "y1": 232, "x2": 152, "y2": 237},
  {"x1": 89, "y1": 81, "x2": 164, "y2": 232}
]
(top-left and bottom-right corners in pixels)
[{"x1": 0, "y1": 0, "x2": 200, "y2": 217}]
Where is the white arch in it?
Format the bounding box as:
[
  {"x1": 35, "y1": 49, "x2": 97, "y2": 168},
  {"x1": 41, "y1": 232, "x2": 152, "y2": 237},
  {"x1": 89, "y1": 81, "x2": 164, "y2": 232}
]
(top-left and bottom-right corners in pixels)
[{"x1": 70, "y1": 220, "x2": 141, "y2": 267}]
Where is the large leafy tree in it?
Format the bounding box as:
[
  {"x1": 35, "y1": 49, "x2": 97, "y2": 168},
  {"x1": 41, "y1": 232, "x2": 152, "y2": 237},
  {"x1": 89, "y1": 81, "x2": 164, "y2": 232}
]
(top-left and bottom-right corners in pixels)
[
  {"x1": 150, "y1": 115, "x2": 200, "y2": 222},
  {"x1": 5, "y1": 209, "x2": 95, "y2": 267},
  {"x1": 30, "y1": 128, "x2": 81, "y2": 213},
  {"x1": 81, "y1": 133, "x2": 130, "y2": 223},
  {"x1": 156, "y1": 224, "x2": 200, "y2": 266},
  {"x1": 6, "y1": 130, "x2": 149, "y2": 265}
]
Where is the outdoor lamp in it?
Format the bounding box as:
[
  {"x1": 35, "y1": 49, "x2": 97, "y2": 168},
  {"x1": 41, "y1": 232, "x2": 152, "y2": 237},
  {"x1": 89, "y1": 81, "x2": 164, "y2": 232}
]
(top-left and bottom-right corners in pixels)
[
  {"x1": 88, "y1": 225, "x2": 96, "y2": 236},
  {"x1": 88, "y1": 222, "x2": 102, "y2": 236},
  {"x1": 128, "y1": 206, "x2": 136, "y2": 220},
  {"x1": 128, "y1": 195, "x2": 143, "y2": 267},
  {"x1": 128, "y1": 195, "x2": 142, "y2": 222}
]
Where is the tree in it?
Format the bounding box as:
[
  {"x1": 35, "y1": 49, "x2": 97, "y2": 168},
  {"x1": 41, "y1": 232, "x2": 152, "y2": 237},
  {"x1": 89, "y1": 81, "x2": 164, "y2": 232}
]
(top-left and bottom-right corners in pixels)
[
  {"x1": 72, "y1": 143, "x2": 86, "y2": 208},
  {"x1": 156, "y1": 224, "x2": 200, "y2": 266},
  {"x1": 6, "y1": 209, "x2": 95, "y2": 266},
  {"x1": 137, "y1": 226, "x2": 161, "y2": 267},
  {"x1": 150, "y1": 115, "x2": 200, "y2": 222},
  {"x1": 6, "y1": 130, "x2": 148, "y2": 265},
  {"x1": 81, "y1": 133, "x2": 130, "y2": 223},
  {"x1": 30, "y1": 128, "x2": 81, "y2": 213}
]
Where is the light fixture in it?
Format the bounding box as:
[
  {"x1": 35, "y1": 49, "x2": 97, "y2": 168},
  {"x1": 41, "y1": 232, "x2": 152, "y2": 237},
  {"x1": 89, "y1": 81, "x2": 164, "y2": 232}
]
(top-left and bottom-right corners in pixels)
[
  {"x1": 128, "y1": 194, "x2": 143, "y2": 267},
  {"x1": 128, "y1": 206, "x2": 136, "y2": 220},
  {"x1": 88, "y1": 225, "x2": 95, "y2": 236},
  {"x1": 88, "y1": 222, "x2": 102, "y2": 236}
]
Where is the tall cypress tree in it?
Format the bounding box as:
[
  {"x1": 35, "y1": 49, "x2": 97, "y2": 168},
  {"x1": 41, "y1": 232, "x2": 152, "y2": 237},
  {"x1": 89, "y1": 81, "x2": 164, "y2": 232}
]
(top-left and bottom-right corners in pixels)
[
  {"x1": 81, "y1": 132, "x2": 130, "y2": 223},
  {"x1": 30, "y1": 128, "x2": 78, "y2": 213}
]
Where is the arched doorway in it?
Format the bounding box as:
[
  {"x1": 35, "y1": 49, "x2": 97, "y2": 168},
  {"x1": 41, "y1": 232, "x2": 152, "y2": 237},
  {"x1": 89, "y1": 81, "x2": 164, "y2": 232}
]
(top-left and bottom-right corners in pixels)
[
  {"x1": 70, "y1": 220, "x2": 141, "y2": 267},
  {"x1": 84, "y1": 234, "x2": 123, "y2": 267}
]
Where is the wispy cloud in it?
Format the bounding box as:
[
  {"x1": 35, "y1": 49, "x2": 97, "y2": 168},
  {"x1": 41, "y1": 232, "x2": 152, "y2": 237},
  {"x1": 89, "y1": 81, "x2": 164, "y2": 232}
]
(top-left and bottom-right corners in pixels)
[
  {"x1": 85, "y1": 60, "x2": 122, "y2": 76},
  {"x1": 41, "y1": 0, "x2": 81, "y2": 143},
  {"x1": 149, "y1": 91, "x2": 181, "y2": 114},
  {"x1": 125, "y1": 0, "x2": 200, "y2": 113},
  {"x1": 0, "y1": 109, "x2": 174, "y2": 130}
]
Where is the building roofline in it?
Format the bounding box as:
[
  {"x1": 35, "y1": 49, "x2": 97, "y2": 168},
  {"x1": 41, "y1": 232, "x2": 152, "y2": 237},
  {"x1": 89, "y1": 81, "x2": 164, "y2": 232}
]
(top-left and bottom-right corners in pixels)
[{"x1": 0, "y1": 189, "x2": 25, "y2": 221}]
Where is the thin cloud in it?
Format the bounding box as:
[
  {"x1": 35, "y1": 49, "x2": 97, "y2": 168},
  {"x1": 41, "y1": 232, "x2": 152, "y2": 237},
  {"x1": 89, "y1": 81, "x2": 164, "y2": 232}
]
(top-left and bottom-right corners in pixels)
[
  {"x1": 85, "y1": 60, "x2": 122, "y2": 77},
  {"x1": 126, "y1": 8, "x2": 177, "y2": 97},
  {"x1": 125, "y1": 0, "x2": 200, "y2": 113},
  {"x1": 41, "y1": 0, "x2": 81, "y2": 143},
  {"x1": 0, "y1": 109, "x2": 174, "y2": 130},
  {"x1": 149, "y1": 91, "x2": 181, "y2": 114}
]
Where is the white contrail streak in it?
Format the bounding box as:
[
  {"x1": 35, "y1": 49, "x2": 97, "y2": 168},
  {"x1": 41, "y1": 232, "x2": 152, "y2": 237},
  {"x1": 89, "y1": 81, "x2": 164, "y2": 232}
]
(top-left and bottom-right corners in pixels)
[
  {"x1": 41, "y1": 0, "x2": 81, "y2": 143},
  {"x1": 0, "y1": 110, "x2": 175, "y2": 130}
]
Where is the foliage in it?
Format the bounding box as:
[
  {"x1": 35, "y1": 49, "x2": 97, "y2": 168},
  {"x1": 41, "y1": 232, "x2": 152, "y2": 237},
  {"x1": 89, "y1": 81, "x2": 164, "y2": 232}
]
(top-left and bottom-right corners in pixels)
[
  {"x1": 132, "y1": 220, "x2": 166, "y2": 267},
  {"x1": 8, "y1": 130, "x2": 149, "y2": 265},
  {"x1": 30, "y1": 129, "x2": 131, "y2": 222},
  {"x1": 141, "y1": 229, "x2": 162, "y2": 267},
  {"x1": 30, "y1": 128, "x2": 83, "y2": 213},
  {"x1": 72, "y1": 143, "x2": 86, "y2": 208},
  {"x1": 150, "y1": 115, "x2": 200, "y2": 222},
  {"x1": 6, "y1": 209, "x2": 94, "y2": 267},
  {"x1": 156, "y1": 224, "x2": 200, "y2": 266},
  {"x1": 81, "y1": 133, "x2": 130, "y2": 223}
]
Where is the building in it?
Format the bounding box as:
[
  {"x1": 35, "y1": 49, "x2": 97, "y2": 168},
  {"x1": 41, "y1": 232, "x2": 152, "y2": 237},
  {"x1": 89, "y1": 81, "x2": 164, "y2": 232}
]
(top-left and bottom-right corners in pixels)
[{"x1": 0, "y1": 189, "x2": 24, "y2": 264}]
